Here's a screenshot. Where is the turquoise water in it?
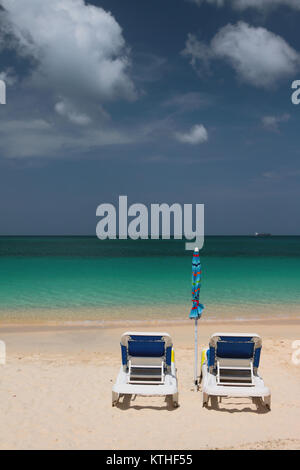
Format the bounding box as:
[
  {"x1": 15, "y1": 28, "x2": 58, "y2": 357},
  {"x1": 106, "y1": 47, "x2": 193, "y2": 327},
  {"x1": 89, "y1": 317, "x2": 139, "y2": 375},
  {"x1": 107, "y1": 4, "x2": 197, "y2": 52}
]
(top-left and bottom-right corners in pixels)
[{"x1": 0, "y1": 236, "x2": 300, "y2": 321}]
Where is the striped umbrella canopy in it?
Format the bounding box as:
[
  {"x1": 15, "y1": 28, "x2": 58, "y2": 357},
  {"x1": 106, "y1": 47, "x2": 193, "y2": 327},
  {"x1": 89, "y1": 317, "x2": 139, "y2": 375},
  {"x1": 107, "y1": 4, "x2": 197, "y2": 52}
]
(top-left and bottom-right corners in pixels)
[{"x1": 189, "y1": 248, "x2": 204, "y2": 319}]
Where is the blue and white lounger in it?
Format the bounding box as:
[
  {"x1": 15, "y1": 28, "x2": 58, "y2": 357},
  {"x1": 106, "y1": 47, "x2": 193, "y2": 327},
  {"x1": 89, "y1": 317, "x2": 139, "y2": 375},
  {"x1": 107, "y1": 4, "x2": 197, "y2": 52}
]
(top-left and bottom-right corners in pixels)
[
  {"x1": 112, "y1": 332, "x2": 178, "y2": 407},
  {"x1": 201, "y1": 333, "x2": 271, "y2": 409}
]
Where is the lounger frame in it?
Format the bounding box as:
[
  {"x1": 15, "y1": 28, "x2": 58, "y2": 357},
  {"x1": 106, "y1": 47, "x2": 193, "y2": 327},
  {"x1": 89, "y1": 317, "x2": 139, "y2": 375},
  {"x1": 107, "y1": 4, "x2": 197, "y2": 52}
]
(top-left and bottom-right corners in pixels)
[
  {"x1": 201, "y1": 332, "x2": 271, "y2": 410},
  {"x1": 112, "y1": 332, "x2": 179, "y2": 408}
]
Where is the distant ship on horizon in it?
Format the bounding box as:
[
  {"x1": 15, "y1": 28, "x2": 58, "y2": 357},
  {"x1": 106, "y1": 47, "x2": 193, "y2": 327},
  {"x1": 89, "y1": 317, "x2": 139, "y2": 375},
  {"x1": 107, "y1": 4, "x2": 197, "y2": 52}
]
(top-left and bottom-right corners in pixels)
[{"x1": 254, "y1": 232, "x2": 272, "y2": 237}]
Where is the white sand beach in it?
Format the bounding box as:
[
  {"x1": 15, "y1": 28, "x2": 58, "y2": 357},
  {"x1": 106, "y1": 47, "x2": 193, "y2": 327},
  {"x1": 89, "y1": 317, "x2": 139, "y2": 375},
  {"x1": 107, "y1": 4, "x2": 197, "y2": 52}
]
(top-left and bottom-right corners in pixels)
[{"x1": 0, "y1": 318, "x2": 300, "y2": 450}]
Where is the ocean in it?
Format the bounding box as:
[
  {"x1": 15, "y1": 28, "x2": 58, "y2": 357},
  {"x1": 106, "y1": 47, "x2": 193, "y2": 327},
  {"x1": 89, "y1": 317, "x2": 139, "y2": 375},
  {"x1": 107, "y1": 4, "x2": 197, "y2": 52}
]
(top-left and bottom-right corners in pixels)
[{"x1": 0, "y1": 236, "x2": 299, "y2": 322}]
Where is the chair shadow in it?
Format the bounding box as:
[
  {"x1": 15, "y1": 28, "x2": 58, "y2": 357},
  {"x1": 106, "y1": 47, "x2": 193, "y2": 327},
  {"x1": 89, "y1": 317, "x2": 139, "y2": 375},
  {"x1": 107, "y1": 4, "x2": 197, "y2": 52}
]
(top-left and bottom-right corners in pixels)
[
  {"x1": 115, "y1": 394, "x2": 179, "y2": 412},
  {"x1": 205, "y1": 396, "x2": 270, "y2": 414}
]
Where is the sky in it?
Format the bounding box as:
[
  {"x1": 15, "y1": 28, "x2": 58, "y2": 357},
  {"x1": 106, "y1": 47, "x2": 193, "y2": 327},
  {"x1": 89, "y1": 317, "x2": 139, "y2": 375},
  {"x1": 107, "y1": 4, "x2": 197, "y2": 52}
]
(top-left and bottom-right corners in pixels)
[{"x1": 0, "y1": 0, "x2": 299, "y2": 235}]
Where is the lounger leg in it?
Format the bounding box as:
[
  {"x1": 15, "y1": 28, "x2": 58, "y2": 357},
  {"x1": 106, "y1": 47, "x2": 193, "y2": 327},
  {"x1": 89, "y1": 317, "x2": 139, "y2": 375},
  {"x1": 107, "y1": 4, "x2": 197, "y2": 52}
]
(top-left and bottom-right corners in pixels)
[
  {"x1": 172, "y1": 393, "x2": 179, "y2": 408},
  {"x1": 112, "y1": 391, "x2": 119, "y2": 407},
  {"x1": 264, "y1": 395, "x2": 271, "y2": 410},
  {"x1": 202, "y1": 392, "x2": 209, "y2": 407}
]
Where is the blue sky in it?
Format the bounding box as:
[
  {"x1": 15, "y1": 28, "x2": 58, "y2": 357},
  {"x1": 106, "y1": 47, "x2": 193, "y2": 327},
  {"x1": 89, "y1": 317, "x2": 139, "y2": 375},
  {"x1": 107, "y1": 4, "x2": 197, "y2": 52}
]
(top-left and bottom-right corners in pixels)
[{"x1": 0, "y1": 0, "x2": 299, "y2": 235}]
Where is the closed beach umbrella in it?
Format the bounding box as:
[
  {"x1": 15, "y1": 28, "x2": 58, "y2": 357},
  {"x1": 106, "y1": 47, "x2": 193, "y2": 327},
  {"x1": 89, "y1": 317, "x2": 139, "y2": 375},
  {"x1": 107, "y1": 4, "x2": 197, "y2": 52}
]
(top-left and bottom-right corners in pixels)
[{"x1": 189, "y1": 247, "x2": 204, "y2": 387}]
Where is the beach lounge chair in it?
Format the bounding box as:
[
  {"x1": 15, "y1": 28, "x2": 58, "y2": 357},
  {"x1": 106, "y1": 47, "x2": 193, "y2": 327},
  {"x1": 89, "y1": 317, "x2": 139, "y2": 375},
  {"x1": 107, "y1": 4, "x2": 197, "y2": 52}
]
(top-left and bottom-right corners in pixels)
[
  {"x1": 112, "y1": 332, "x2": 179, "y2": 407},
  {"x1": 201, "y1": 333, "x2": 271, "y2": 409}
]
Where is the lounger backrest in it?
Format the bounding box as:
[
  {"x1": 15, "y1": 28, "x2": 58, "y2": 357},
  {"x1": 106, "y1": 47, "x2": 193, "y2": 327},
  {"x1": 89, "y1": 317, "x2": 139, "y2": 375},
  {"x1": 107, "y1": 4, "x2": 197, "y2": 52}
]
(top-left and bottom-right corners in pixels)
[
  {"x1": 217, "y1": 337, "x2": 254, "y2": 358},
  {"x1": 128, "y1": 336, "x2": 165, "y2": 357},
  {"x1": 120, "y1": 332, "x2": 173, "y2": 369},
  {"x1": 208, "y1": 333, "x2": 262, "y2": 372}
]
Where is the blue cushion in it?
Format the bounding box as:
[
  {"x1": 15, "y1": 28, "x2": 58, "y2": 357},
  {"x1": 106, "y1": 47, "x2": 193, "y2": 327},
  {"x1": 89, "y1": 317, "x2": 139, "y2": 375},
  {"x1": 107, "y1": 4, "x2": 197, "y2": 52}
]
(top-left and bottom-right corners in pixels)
[
  {"x1": 254, "y1": 347, "x2": 261, "y2": 368},
  {"x1": 217, "y1": 341, "x2": 254, "y2": 359},
  {"x1": 128, "y1": 340, "x2": 165, "y2": 357},
  {"x1": 206, "y1": 348, "x2": 211, "y2": 370},
  {"x1": 219, "y1": 336, "x2": 253, "y2": 342},
  {"x1": 208, "y1": 346, "x2": 215, "y2": 367},
  {"x1": 130, "y1": 335, "x2": 163, "y2": 341},
  {"x1": 121, "y1": 344, "x2": 127, "y2": 365},
  {"x1": 166, "y1": 346, "x2": 172, "y2": 366}
]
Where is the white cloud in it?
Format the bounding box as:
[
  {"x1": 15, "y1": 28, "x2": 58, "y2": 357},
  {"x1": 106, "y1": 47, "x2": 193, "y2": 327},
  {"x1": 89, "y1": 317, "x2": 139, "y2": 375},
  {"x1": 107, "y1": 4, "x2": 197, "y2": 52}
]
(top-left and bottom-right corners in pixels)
[
  {"x1": 188, "y1": 0, "x2": 300, "y2": 10},
  {"x1": 0, "y1": 67, "x2": 17, "y2": 85},
  {"x1": 55, "y1": 100, "x2": 91, "y2": 126},
  {"x1": 1, "y1": 0, "x2": 136, "y2": 120},
  {"x1": 0, "y1": 117, "x2": 134, "y2": 158},
  {"x1": 183, "y1": 22, "x2": 300, "y2": 88},
  {"x1": 175, "y1": 124, "x2": 208, "y2": 144},
  {"x1": 0, "y1": 98, "x2": 181, "y2": 159},
  {"x1": 262, "y1": 113, "x2": 290, "y2": 131},
  {"x1": 182, "y1": 34, "x2": 214, "y2": 74}
]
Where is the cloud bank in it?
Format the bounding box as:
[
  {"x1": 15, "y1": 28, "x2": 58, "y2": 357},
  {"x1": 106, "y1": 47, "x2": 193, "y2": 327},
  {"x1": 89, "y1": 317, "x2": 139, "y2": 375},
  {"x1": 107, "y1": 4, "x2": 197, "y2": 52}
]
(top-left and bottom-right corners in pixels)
[
  {"x1": 0, "y1": 0, "x2": 140, "y2": 157},
  {"x1": 1, "y1": 0, "x2": 136, "y2": 114}
]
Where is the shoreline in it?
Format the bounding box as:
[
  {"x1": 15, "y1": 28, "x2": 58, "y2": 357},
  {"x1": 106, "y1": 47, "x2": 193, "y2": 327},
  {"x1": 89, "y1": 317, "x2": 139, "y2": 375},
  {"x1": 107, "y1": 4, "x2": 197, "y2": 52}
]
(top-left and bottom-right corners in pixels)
[
  {"x1": 1, "y1": 315, "x2": 300, "y2": 333},
  {"x1": 0, "y1": 303, "x2": 299, "y2": 328}
]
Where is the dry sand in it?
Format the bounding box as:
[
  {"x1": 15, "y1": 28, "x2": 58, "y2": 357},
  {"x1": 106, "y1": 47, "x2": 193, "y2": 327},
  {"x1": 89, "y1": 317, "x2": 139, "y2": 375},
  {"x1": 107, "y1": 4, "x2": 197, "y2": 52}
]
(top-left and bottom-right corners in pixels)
[{"x1": 0, "y1": 319, "x2": 300, "y2": 450}]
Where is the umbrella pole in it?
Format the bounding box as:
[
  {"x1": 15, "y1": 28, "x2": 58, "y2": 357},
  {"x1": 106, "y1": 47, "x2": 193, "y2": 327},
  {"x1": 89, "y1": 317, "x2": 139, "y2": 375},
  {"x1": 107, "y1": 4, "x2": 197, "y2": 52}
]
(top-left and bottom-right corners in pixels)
[{"x1": 194, "y1": 317, "x2": 198, "y2": 389}]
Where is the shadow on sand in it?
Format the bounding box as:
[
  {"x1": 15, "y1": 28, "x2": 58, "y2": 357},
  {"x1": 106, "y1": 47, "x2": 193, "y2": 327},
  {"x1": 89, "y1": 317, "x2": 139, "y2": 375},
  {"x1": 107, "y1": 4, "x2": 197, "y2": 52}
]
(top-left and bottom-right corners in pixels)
[
  {"x1": 204, "y1": 396, "x2": 271, "y2": 414},
  {"x1": 115, "y1": 394, "x2": 179, "y2": 412}
]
